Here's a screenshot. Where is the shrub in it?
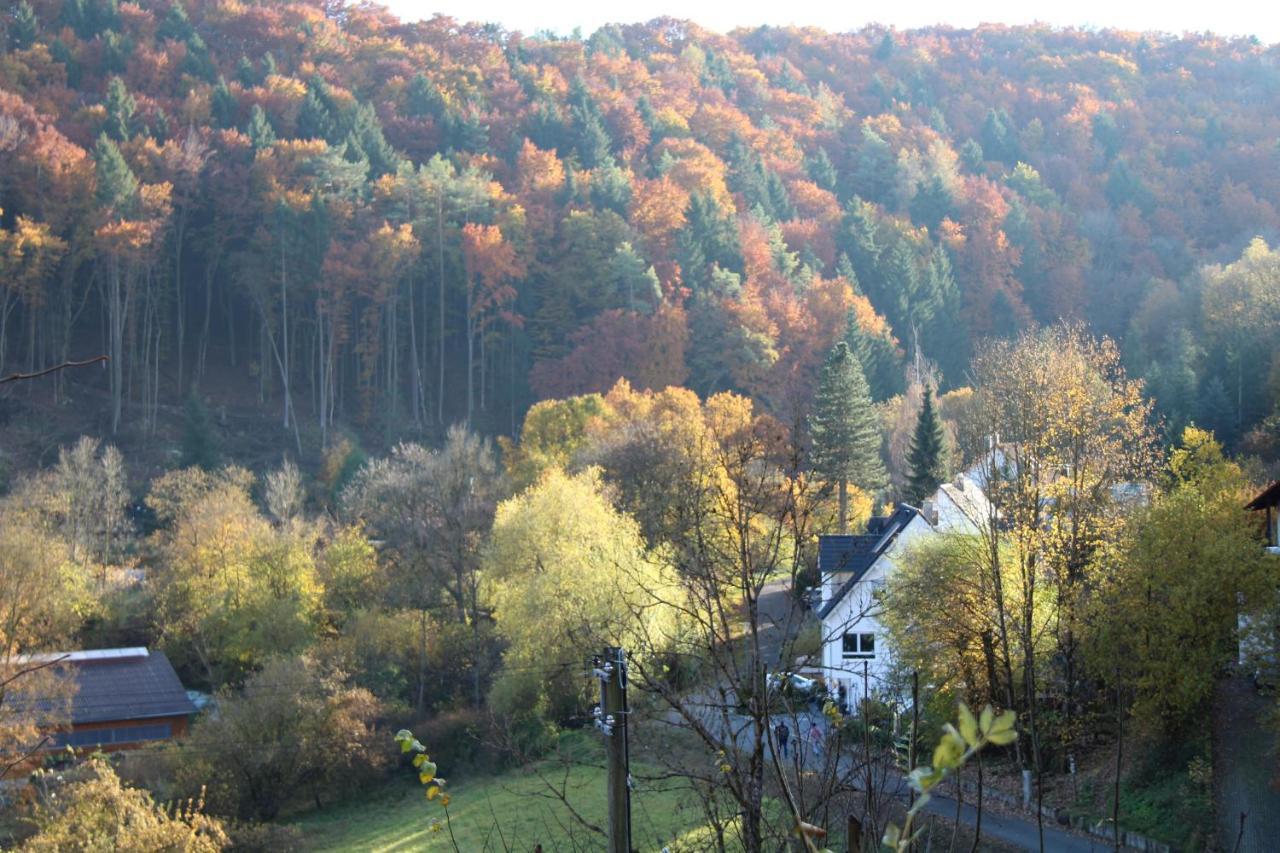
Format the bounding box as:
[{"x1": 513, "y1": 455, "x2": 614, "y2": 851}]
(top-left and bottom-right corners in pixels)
[
  {"x1": 173, "y1": 656, "x2": 388, "y2": 821},
  {"x1": 21, "y1": 759, "x2": 227, "y2": 851}
]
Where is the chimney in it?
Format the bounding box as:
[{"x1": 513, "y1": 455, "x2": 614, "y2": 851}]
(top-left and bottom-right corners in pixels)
[{"x1": 921, "y1": 499, "x2": 939, "y2": 526}]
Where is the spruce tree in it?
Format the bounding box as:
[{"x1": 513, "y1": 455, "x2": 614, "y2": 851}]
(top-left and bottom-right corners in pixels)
[
  {"x1": 181, "y1": 394, "x2": 220, "y2": 470},
  {"x1": 157, "y1": 0, "x2": 192, "y2": 41},
  {"x1": 9, "y1": 1, "x2": 38, "y2": 50},
  {"x1": 210, "y1": 77, "x2": 237, "y2": 129},
  {"x1": 236, "y1": 55, "x2": 258, "y2": 87},
  {"x1": 245, "y1": 104, "x2": 275, "y2": 149},
  {"x1": 810, "y1": 341, "x2": 887, "y2": 532},
  {"x1": 297, "y1": 82, "x2": 337, "y2": 142},
  {"x1": 102, "y1": 76, "x2": 135, "y2": 142},
  {"x1": 805, "y1": 147, "x2": 838, "y2": 192},
  {"x1": 93, "y1": 134, "x2": 138, "y2": 214},
  {"x1": 905, "y1": 385, "x2": 946, "y2": 505}
]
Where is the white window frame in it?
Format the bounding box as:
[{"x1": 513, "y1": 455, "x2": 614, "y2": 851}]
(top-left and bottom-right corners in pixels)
[{"x1": 842, "y1": 631, "x2": 875, "y2": 659}]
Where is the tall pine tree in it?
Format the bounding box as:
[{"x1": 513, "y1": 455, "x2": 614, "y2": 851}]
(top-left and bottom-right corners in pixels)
[
  {"x1": 810, "y1": 341, "x2": 887, "y2": 532},
  {"x1": 9, "y1": 1, "x2": 38, "y2": 50},
  {"x1": 905, "y1": 385, "x2": 946, "y2": 505}
]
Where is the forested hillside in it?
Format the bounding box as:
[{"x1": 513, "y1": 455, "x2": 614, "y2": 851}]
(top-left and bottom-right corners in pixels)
[{"x1": 3, "y1": 0, "x2": 1280, "y2": 462}]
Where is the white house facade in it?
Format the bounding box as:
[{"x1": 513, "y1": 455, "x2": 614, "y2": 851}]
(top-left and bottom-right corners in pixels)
[{"x1": 817, "y1": 476, "x2": 990, "y2": 710}]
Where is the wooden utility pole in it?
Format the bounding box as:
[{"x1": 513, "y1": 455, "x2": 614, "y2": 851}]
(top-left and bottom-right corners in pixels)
[{"x1": 599, "y1": 647, "x2": 632, "y2": 853}]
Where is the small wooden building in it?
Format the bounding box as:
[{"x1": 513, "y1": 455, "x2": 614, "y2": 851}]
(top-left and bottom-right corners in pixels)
[
  {"x1": 26, "y1": 648, "x2": 197, "y2": 752},
  {"x1": 1246, "y1": 481, "x2": 1280, "y2": 551}
]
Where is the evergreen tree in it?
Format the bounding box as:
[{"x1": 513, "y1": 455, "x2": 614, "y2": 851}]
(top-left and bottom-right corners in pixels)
[
  {"x1": 63, "y1": 0, "x2": 118, "y2": 38},
  {"x1": 923, "y1": 244, "x2": 967, "y2": 383},
  {"x1": 844, "y1": 308, "x2": 904, "y2": 402},
  {"x1": 875, "y1": 31, "x2": 895, "y2": 60},
  {"x1": 909, "y1": 175, "x2": 954, "y2": 232},
  {"x1": 905, "y1": 385, "x2": 946, "y2": 504},
  {"x1": 158, "y1": 0, "x2": 192, "y2": 41},
  {"x1": 296, "y1": 87, "x2": 337, "y2": 140},
  {"x1": 405, "y1": 72, "x2": 442, "y2": 119},
  {"x1": 210, "y1": 77, "x2": 237, "y2": 129},
  {"x1": 151, "y1": 107, "x2": 170, "y2": 142},
  {"x1": 348, "y1": 103, "x2": 399, "y2": 177},
  {"x1": 959, "y1": 138, "x2": 984, "y2": 172},
  {"x1": 102, "y1": 76, "x2": 135, "y2": 141},
  {"x1": 853, "y1": 127, "x2": 897, "y2": 204},
  {"x1": 182, "y1": 32, "x2": 215, "y2": 80},
  {"x1": 884, "y1": 238, "x2": 923, "y2": 335},
  {"x1": 101, "y1": 29, "x2": 127, "y2": 74},
  {"x1": 181, "y1": 394, "x2": 220, "y2": 470},
  {"x1": 805, "y1": 146, "x2": 838, "y2": 193},
  {"x1": 236, "y1": 55, "x2": 258, "y2": 87},
  {"x1": 834, "y1": 252, "x2": 859, "y2": 290},
  {"x1": 572, "y1": 105, "x2": 612, "y2": 168},
  {"x1": 763, "y1": 167, "x2": 795, "y2": 221},
  {"x1": 245, "y1": 104, "x2": 276, "y2": 149},
  {"x1": 9, "y1": 1, "x2": 38, "y2": 50},
  {"x1": 841, "y1": 197, "x2": 883, "y2": 294},
  {"x1": 810, "y1": 341, "x2": 887, "y2": 532},
  {"x1": 1199, "y1": 375, "x2": 1236, "y2": 445},
  {"x1": 441, "y1": 108, "x2": 489, "y2": 153},
  {"x1": 610, "y1": 242, "x2": 661, "y2": 312},
  {"x1": 94, "y1": 135, "x2": 139, "y2": 214},
  {"x1": 981, "y1": 108, "x2": 1020, "y2": 164},
  {"x1": 677, "y1": 193, "x2": 742, "y2": 291},
  {"x1": 589, "y1": 157, "x2": 632, "y2": 215}
]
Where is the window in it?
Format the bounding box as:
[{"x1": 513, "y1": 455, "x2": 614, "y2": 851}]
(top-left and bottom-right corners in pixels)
[{"x1": 842, "y1": 632, "x2": 875, "y2": 659}]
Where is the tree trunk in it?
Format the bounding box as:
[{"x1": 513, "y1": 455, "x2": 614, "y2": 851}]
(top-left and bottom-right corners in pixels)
[
  {"x1": 436, "y1": 190, "x2": 446, "y2": 425},
  {"x1": 279, "y1": 219, "x2": 292, "y2": 431},
  {"x1": 838, "y1": 477, "x2": 849, "y2": 534}
]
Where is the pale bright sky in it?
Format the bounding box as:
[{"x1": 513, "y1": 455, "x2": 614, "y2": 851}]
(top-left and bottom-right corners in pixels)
[{"x1": 381, "y1": 0, "x2": 1279, "y2": 43}]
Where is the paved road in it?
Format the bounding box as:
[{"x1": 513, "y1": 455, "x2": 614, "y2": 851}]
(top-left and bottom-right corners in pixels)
[
  {"x1": 726, "y1": 578, "x2": 1102, "y2": 850},
  {"x1": 915, "y1": 787, "x2": 1102, "y2": 852},
  {"x1": 1214, "y1": 676, "x2": 1280, "y2": 852},
  {"x1": 697, "y1": 704, "x2": 1102, "y2": 852},
  {"x1": 755, "y1": 577, "x2": 806, "y2": 668}
]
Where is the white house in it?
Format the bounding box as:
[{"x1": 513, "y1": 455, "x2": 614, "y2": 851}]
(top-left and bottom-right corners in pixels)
[{"x1": 817, "y1": 476, "x2": 990, "y2": 710}]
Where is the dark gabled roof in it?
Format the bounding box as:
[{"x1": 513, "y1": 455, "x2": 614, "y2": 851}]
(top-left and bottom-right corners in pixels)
[
  {"x1": 816, "y1": 504, "x2": 920, "y2": 620},
  {"x1": 68, "y1": 649, "x2": 196, "y2": 724},
  {"x1": 15, "y1": 649, "x2": 196, "y2": 725},
  {"x1": 818, "y1": 534, "x2": 879, "y2": 574},
  {"x1": 1247, "y1": 481, "x2": 1280, "y2": 511}
]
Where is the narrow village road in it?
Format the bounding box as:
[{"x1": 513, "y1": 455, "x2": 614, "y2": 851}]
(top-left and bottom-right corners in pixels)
[
  {"x1": 755, "y1": 577, "x2": 804, "y2": 668},
  {"x1": 728, "y1": 579, "x2": 1102, "y2": 850},
  {"x1": 695, "y1": 705, "x2": 1103, "y2": 852},
  {"x1": 1213, "y1": 675, "x2": 1280, "y2": 852}
]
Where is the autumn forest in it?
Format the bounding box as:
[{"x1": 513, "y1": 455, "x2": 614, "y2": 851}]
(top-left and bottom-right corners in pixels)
[
  {"x1": 2, "y1": 0, "x2": 1279, "y2": 454},
  {"x1": 4, "y1": 1, "x2": 1280, "y2": 850}
]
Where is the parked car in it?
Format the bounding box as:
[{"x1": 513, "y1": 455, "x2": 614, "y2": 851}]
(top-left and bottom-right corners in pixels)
[{"x1": 766, "y1": 671, "x2": 828, "y2": 702}]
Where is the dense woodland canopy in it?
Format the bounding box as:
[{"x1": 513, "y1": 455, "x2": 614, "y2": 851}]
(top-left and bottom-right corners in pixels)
[
  {"x1": 5, "y1": 6, "x2": 1280, "y2": 845},
  {"x1": 3, "y1": 0, "x2": 1280, "y2": 457}
]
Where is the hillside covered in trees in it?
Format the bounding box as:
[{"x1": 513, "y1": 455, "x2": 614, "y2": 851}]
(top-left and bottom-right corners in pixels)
[{"x1": 3, "y1": 0, "x2": 1280, "y2": 464}]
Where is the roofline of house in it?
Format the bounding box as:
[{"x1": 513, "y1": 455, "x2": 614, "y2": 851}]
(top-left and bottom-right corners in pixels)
[
  {"x1": 817, "y1": 504, "x2": 920, "y2": 620},
  {"x1": 15, "y1": 647, "x2": 150, "y2": 666}
]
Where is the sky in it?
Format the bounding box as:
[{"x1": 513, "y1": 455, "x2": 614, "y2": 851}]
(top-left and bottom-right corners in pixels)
[{"x1": 380, "y1": 0, "x2": 1280, "y2": 43}]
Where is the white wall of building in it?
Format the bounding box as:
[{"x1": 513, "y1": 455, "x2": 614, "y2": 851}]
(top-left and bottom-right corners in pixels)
[{"x1": 819, "y1": 477, "x2": 987, "y2": 710}]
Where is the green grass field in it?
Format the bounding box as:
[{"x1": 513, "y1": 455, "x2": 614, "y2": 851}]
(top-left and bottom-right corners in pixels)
[{"x1": 294, "y1": 759, "x2": 745, "y2": 851}]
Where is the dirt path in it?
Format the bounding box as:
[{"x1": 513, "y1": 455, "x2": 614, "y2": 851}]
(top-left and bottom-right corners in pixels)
[{"x1": 1213, "y1": 675, "x2": 1280, "y2": 852}]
